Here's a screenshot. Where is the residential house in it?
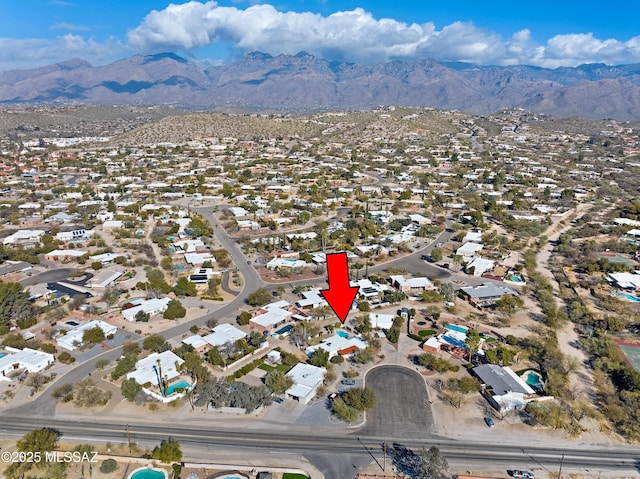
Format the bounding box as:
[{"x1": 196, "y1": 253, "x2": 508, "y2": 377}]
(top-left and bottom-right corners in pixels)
[
  {"x1": 250, "y1": 301, "x2": 302, "y2": 333},
  {"x1": 0, "y1": 347, "x2": 54, "y2": 381},
  {"x1": 389, "y1": 275, "x2": 434, "y2": 294},
  {"x1": 122, "y1": 297, "x2": 171, "y2": 322},
  {"x1": 3, "y1": 230, "x2": 44, "y2": 246},
  {"x1": 460, "y1": 283, "x2": 518, "y2": 309},
  {"x1": 56, "y1": 319, "x2": 118, "y2": 351},
  {"x1": 472, "y1": 364, "x2": 536, "y2": 412},
  {"x1": 285, "y1": 363, "x2": 326, "y2": 405}
]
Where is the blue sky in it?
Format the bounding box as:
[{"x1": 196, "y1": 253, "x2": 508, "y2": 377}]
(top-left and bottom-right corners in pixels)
[{"x1": 1, "y1": 0, "x2": 639, "y2": 71}]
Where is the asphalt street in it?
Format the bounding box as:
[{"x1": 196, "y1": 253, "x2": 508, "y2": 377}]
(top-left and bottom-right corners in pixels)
[{"x1": 0, "y1": 416, "x2": 638, "y2": 477}]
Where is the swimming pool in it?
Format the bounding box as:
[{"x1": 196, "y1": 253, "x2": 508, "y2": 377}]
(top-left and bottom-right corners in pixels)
[
  {"x1": 336, "y1": 330, "x2": 349, "y2": 338},
  {"x1": 0, "y1": 353, "x2": 6, "y2": 359},
  {"x1": 129, "y1": 468, "x2": 167, "y2": 479},
  {"x1": 445, "y1": 324, "x2": 468, "y2": 333},
  {"x1": 509, "y1": 275, "x2": 523, "y2": 282},
  {"x1": 166, "y1": 380, "x2": 190, "y2": 395},
  {"x1": 441, "y1": 335, "x2": 466, "y2": 349},
  {"x1": 525, "y1": 371, "x2": 544, "y2": 390},
  {"x1": 614, "y1": 291, "x2": 640, "y2": 302}
]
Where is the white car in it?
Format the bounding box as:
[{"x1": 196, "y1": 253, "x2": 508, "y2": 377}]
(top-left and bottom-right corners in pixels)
[{"x1": 511, "y1": 471, "x2": 535, "y2": 479}]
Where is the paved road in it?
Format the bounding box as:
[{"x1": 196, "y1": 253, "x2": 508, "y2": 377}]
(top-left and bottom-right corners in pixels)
[
  {"x1": 0, "y1": 416, "x2": 638, "y2": 478},
  {"x1": 358, "y1": 366, "x2": 435, "y2": 438},
  {"x1": 20, "y1": 267, "x2": 72, "y2": 286}
]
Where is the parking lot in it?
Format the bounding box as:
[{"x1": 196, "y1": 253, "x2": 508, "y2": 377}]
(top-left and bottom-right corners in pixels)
[{"x1": 357, "y1": 365, "x2": 435, "y2": 438}]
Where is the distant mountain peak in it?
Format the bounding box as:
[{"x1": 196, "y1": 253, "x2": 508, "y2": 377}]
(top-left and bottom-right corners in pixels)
[
  {"x1": 2, "y1": 53, "x2": 640, "y2": 120},
  {"x1": 142, "y1": 52, "x2": 189, "y2": 64}
]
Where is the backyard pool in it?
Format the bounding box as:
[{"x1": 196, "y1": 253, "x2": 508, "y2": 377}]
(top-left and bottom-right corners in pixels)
[
  {"x1": 336, "y1": 330, "x2": 349, "y2": 338},
  {"x1": 445, "y1": 324, "x2": 468, "y2": 334},
  {"x1": 614, "y1": 291, "x2": 640, "y2": 302},
  {"x1": 523, "y1": 370, "x2": 544, "y2": 391},
  {"x1": 508, "y1": 275, "x2": 523, "y2": 282},
  {"x1": 0, "y1": 353, "x2": 6, "y2": 359},
  {"x1": 166, "y1": 380, "x2": 190, "y2": 395},
  {"x1": 129, "y1": 468, "x2": 167, "y2": 479}
]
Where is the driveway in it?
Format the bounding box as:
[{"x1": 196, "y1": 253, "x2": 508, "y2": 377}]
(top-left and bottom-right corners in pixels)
[{"x1": 357, "y1": 365, "x2": 435, "y2": 439}]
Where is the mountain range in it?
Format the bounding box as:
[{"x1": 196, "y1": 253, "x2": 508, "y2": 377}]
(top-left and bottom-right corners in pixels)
[{"x1": 2, "y1": 52, "x2": 640, "y2": 120}]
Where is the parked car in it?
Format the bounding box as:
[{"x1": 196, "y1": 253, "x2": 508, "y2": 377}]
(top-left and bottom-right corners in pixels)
[
  {"x1": 328, "y1": 393, "x2": 338, "y2": 400},
  {"x1": 511, "y1": 470, "x2": 535, "y2": 479},
  {"x1": 341, "y1": 378, "x2": 356, "y2": 385},
  {"x1": 274, "y1": 397, "x2": 284, "y2": 404},
  {"x1": 484, "y1": 416, "x2": 495, "y2": 428}
]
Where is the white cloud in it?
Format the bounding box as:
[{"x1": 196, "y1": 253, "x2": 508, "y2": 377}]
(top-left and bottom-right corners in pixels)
[
  {"x1": 127, "y1": 1, "x2": 640, "y2": 67},
  {"x1": 0, "y1": 35, "x2": 123, "y2": 71}
]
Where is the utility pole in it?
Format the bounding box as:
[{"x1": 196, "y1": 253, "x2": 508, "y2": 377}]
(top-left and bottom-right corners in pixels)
[
  {"x1": 558, "y1": 450, "x2": 565, "y2": 479},
  {"x1": 127, "y1": 425, "x2": 132, "y2": 453},
  {"x1": 383, "y1": 440, "x2": 387, "y2": 471}
]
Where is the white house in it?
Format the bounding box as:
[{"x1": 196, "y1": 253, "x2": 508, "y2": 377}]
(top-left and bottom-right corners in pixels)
[
  {"x1": 465, "y1": 258, "x2": 496, "y2": 277},
  {"x1": 456, "y1": 242, "x2": 484, "y2": 262},
  {"x1": 126, "y1": 351, "x2": 184, "y2": 387},
  {"x1": 202, "y1": 323, "x2": 247, "y2": 348},
  {"x1": 295, "y1": 288, "x2": 327, "y2": 310},
  {"x1": 3, "y1": 230, "x2": 44, "y2": 246},
  {"x1": 122, "y1": 297, "x2": 171, "y2": 322},
  {"x1": 368, "y1": 313, "x2": 395, "y2": 330},
  {"x1": 389, "y1": 275, "x2": 434, "y2": 294},
  {"x1": 0, "y1": 347, "x2": 54, "y2": 381},
  {"x1": 305, "y1": 333, "x2": 368, "y2": 359},
  {"x1": 56, "y1": 319, "x2": 118, "y2": 351},
  {"x1": 285, "y1": 363, "x2": 326, "y2": 405}
]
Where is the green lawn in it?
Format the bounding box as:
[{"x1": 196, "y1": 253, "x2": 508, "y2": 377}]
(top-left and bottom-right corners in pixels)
[
  {"x1": 418, "y1": 329, "x2": 437, "y2": 337},
  {"x1": 282, "y1": 473, "x2": 309, "y2": 479}
]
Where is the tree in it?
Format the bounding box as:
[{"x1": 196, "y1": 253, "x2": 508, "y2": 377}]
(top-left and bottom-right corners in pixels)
[
  {"x1": 180, "y1": 352, "x2": 211, "y2": 382},
  {"x1": 0, "y1": 282, "x2": 34, "y2": 326},
  {"x1": 16, "y1": 428, "x2": 59, "y2": 453},
  {"x1": 430, "y1": 247, "x2": 443, "y2": 262},
  {"x1": 342, "y1": 387, "x2": 376, "y2": 410},
  {"x1": 100, "y1": 459, "x2": 118, "y2": 474},
  {"x1": 465, "y1": 328, "x2": 482, "y2": 362},
  {"x1": 143, "y1": 334, "x2": 171, "y2": 352},
  {"x1": 418, "y1": 446, "x2": 449, "y2": 479},
  {"x1": 51, "y1": 383, "x2": 74, "y2": 402},
  {"x1": 237, "y1": 310, "x2": 252, "y2": 325},
  {"x1": 160, "y1": 256, "x2": 173, "y2": 271},
  {"x1": 163, "y1": 299, "x2": 186, "y2": 319},
  {"x1": 291, "y1": 320, "x2": 320, "y2": 348},
  {"x1": 152, "y1": 438, "x2": 183, "y2": 463},
  {"x1": 111, "y1": 354, "x2": 137, "y2": 380},
  {"x1": 122, "y1": 341, "x2": 141, "y2": 356},
  {"x1": 352, "y1": 347, "x2": 376, "y2": 364},
  {"x1": 82, "y1": 326, "x2": 105, "y2": 344},
  {"x1": 440, "y1": 282, "x2": 455, "y2": 302},
  {"x1": 73, "y1": 378, "x2": 111, "y2": 407},
  {"x1": 174, "y1": 277, "x2": 197, "y2": 297},
  {"x1": 25, "y1": 372, "x2": 49, "y2": 392},
  {"x1": 248, "y1": 287, "x2": 271, "y2": 306},
  {"x1": 135, "y1": 310, "x2": 150, "y2": 322},
  {"x1": 495, "y1": 294, "x2": 524, "y2": 317},
  {"x1": 186, "y1": 215, "x2": 213, "y2": 237},
  {"x1": 121, "y1": 378, "x2": 142, "y2": 402},
  {"x1": 308, "y1": 347, "x2": 330, "y2": 367},
  {"x1": 207, "y1": 276, "x2": 221, "y2": 296},
  {"x1": 265, "y1": 370, "x2": 294, "y2": 394},
  {"x1": 68, "y1": 294, "x2": 87, "y2": 311},
  {"x1": 91, "y1": 261, "x2": 103, "y2": 270},
  {"x1": 331, "y1": 397, "x2": 359, "y2": 422}
]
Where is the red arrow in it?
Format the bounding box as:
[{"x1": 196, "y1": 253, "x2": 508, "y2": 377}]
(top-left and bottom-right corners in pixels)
[{"x1": 320, "y1": 252, "x2": 359, "y2": 323}]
